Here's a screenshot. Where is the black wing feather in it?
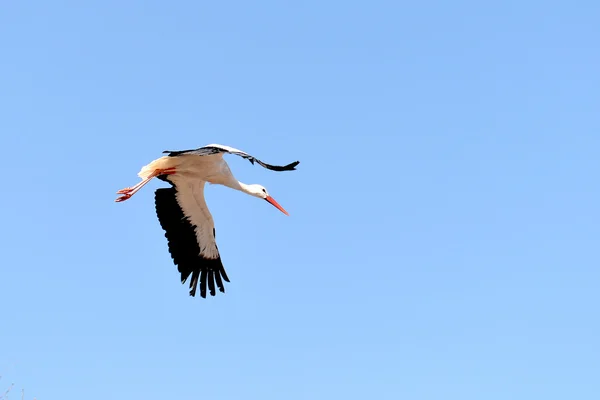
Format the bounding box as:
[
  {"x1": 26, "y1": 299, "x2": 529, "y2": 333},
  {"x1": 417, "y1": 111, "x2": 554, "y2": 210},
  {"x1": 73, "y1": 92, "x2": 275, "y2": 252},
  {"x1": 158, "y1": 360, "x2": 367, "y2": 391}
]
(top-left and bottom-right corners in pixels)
[
  {"x1": 154, "y1": 186, "x2": 229, "y2": 299},
  {"x1": 199, "y1": 270, "x2": 208, "y2": 298},
  {"x1": 207, "y1": 270, "x2": 216, "y2": 296}
]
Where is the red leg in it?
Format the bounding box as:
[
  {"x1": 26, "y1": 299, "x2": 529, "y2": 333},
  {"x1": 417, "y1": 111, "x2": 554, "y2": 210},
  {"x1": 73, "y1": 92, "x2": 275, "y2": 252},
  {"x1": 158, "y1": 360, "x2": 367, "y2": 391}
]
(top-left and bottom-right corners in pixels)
[{"x1": 115, "y1": 167, "x2": 176, "y2": 202}]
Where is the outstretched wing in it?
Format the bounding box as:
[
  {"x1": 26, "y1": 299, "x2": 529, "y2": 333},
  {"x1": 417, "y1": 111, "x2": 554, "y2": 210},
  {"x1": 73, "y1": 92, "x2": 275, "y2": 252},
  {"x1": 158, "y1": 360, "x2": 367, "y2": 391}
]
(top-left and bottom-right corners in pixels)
[
  {"x1": 154, "y1": 179, "x2": 230, "y2": 298},
  {"x1": 162, "y1": 144, "x2": 300, "y2": 172}
]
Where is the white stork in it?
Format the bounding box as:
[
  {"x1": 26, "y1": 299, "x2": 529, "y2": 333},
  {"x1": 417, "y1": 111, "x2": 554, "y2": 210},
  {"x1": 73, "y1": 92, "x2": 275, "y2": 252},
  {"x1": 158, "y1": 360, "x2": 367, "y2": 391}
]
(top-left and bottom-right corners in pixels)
[{"x1": 115, "y1": 144, "x2": 299, "y2": 299}]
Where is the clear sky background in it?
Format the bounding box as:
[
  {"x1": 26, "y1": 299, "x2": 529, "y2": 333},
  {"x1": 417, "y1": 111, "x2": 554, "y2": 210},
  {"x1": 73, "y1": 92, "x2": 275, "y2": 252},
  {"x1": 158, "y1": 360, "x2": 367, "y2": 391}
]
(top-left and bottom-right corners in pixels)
[{"x1": 1, "y1": 1, "x2": 599, "y2": 399}]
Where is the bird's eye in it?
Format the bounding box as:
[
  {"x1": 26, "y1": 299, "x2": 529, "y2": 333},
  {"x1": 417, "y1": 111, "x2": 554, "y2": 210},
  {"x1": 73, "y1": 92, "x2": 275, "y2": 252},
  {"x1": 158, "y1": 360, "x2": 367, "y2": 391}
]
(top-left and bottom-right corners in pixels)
[{"x1": 262, "y1": 188, "x2": 267, "y2": 193}]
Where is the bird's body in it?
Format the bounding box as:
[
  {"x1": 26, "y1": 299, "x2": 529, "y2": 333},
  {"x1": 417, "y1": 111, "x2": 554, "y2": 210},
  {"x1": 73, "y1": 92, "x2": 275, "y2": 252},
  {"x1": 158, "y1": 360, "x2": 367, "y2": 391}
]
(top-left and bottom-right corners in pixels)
[
  {"x1": 115, "y1": 144, "x2": 299, "y2": 299},
  {"x1": 140, "y1": 151, "x2": 234, "y2": 187}
]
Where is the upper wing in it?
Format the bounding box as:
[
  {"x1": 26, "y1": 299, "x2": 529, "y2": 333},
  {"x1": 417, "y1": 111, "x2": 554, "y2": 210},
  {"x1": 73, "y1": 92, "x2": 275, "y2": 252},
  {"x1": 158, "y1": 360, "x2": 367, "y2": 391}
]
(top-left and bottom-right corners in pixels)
[
  {"x1": 154, "y1": 179, "x2": 230, "y2": 298},
  {"x1": 162, "y1": 144, "x2": 300, "y2": 172}
]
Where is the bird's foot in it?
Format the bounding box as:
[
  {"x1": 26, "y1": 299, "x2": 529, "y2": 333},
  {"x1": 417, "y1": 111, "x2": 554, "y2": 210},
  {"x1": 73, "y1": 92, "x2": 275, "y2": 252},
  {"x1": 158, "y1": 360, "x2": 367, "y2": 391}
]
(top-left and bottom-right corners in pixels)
[
  {"x1": 115, "y1": 193, "x2": 132, "y2": 202},
  {"x1": 114, "y1": 167, "x2": 177, "y2": 203}
]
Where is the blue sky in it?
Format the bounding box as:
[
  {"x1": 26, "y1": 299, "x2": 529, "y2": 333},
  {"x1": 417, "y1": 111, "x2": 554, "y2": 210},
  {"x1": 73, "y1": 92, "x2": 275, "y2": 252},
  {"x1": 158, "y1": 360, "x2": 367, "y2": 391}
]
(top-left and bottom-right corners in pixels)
[{"x1": 1, "y1": 1, "x2": 599, "y2": 399}]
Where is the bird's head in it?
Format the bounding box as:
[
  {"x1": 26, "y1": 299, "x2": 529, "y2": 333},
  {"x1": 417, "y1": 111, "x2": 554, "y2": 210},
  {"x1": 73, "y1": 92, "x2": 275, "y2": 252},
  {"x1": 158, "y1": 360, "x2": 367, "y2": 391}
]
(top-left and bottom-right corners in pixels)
[{"x1": 247, "y1": 184, "x2": 289, "y2": 216}]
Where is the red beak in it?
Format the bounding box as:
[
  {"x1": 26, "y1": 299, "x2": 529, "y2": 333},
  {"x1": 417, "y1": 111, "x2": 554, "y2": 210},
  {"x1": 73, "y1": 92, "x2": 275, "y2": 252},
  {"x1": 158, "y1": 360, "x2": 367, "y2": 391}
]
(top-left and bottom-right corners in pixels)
[{"x1": 265, "y1": 195, "x2": 289, "y2": 216}]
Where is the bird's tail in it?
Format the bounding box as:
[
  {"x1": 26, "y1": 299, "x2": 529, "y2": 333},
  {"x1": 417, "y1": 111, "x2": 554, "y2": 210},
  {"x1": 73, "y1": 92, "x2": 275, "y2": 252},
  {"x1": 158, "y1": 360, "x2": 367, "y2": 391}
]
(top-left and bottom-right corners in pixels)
[{"x1": 138, "y1": 156, "x2": 179, "y2": 180}]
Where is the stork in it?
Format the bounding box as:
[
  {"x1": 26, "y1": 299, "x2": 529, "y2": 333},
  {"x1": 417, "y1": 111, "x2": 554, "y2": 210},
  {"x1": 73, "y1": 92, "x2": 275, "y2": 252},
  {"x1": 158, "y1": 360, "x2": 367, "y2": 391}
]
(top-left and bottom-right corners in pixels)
[{"x1": 115, "y1": 144, "x2": 299, "y2": 299}]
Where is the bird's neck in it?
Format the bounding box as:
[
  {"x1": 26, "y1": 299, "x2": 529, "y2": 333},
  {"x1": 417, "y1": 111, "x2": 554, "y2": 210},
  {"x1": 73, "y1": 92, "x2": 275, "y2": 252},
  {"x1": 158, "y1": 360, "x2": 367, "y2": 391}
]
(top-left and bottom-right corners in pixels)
[{"x1": 225, "y1": 180, "x2": 257, "y2": 197}]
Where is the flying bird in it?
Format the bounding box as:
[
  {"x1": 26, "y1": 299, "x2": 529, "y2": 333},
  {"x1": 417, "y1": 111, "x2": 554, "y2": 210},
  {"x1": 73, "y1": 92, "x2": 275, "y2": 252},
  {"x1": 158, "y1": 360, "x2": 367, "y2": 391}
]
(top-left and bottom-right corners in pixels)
[{"x1": 115, "y1": 144, "x2": 299, "y2": 299}]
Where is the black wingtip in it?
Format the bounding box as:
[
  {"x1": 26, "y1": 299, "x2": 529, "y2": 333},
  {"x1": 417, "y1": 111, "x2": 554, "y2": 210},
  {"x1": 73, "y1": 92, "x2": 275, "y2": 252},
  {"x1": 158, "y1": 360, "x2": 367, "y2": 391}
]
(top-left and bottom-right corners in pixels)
[
  {"x1": 221, "y1": 268, "x2": 231, "y2": 282},
  {"x1": 287, "y1": 161, "x2": 300, "y2": 170},
  {"x1": 256, "y1": 159, "x2": 300, "y2": 171},
  {"x1": 277, "y1": 161, "x2": 299, "y2": 171}
]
